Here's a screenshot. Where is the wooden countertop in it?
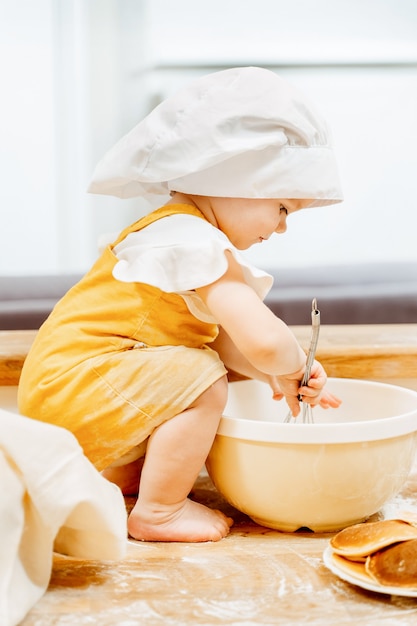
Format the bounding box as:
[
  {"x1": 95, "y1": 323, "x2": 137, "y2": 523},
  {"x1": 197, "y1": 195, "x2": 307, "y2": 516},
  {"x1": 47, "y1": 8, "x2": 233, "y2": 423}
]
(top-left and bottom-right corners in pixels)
[
  {"x1": 3, "y1": 324, "x2": 417, "y2": 624},
  {"x1": 22, "y1": 464, "x2": 417, "y2": 625},
  {"x1": 1, "y1": 325, "x2": 417, "y2": 386},
  {"x1": 292, "y1": 323, "x2": 417, "y2": 381}
]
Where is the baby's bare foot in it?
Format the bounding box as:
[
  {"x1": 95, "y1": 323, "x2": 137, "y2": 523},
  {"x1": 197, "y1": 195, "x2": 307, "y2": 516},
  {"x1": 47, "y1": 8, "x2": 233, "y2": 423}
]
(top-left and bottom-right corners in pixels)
[{"x1": 128, "y1": 498, "x2": 233, "y2": 542}]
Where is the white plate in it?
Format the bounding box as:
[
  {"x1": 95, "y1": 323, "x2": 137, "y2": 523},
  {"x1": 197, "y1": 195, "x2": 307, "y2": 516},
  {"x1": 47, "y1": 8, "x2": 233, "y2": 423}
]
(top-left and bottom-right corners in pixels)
[{"x1": 323, "y1": 545, "x2": 417, "y2": 597}]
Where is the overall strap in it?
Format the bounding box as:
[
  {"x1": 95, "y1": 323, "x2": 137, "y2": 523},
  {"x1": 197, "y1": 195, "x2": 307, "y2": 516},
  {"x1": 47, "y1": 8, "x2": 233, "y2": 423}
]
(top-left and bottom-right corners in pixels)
[{"x1": 110, "y1": 204, "x2": 207, "y2": 249}]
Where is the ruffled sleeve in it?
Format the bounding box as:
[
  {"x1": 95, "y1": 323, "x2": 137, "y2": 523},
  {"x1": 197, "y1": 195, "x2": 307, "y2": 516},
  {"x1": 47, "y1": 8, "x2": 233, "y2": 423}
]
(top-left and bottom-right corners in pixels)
[{"x1": 112, "y1": 214, "x2": 273, "y2": 304}]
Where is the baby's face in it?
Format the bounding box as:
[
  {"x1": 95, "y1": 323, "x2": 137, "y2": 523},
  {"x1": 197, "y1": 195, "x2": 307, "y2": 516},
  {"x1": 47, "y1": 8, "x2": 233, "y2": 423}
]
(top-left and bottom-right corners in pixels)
[{"x1": 209, "y1": 197, "x2": 312, "y2": 250}]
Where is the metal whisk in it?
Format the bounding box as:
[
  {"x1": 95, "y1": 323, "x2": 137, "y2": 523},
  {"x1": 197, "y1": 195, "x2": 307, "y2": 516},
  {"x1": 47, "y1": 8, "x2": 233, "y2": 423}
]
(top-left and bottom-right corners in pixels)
[{"x1": 283, "y1": 298, "x2": 321, "y2": 424}]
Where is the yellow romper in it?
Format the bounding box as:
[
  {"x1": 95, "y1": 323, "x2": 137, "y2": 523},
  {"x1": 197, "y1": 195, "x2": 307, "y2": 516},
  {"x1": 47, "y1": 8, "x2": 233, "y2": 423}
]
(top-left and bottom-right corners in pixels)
[{"x1": 18, "y1": 204, "x2": 228, "y2": 470}]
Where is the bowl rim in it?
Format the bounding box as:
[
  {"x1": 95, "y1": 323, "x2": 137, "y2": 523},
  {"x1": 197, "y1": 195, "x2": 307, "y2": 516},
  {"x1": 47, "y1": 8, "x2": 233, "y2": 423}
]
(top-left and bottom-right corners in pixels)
[{"x1": 218, "y1": 378, "x2": 417, "y2": 444}]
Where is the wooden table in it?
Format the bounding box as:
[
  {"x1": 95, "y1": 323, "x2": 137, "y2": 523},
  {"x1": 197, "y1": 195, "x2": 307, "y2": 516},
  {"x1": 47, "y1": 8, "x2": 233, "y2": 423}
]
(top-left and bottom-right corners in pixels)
[
  {"x1": 292, "y1": 324, "x2": 417, "y2": 390},
  {"x1": 20, "y1": 467, "x2": 417, "y2": 625},
  {"x1": 3, "y1": 325, "x2": 417, "y2": 625},
  {"x1": 2, "y1": 324, "x2": 417, "y2": 388}
]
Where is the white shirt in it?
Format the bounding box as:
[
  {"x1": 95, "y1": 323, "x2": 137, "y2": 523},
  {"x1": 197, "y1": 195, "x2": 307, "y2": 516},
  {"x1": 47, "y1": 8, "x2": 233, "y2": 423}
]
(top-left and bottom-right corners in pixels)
[{"x1": 113, "y1": 213, "x2": 273, "y2": 323}]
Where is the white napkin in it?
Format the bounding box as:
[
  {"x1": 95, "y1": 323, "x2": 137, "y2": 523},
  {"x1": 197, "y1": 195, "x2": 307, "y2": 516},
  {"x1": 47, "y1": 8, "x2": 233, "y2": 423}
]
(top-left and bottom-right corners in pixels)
[{"x1": 0, "y1": 407, "x2": 127, "y2": 626}]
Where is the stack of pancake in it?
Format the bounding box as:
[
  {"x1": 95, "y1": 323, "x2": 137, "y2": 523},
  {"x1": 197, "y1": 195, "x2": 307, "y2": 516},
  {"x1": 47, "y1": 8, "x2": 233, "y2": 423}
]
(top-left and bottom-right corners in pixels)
[{"x1": 330, "y1": 515, "x2": 417, "y2": 588}]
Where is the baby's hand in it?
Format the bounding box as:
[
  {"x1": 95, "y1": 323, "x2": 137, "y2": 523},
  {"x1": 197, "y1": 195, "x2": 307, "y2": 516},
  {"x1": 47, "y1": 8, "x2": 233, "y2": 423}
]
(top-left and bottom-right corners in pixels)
[
  {"x1": 298, "y1": 360, "x2": 341, "y2": 408},
  {"x1": 268, "y1": 360, "x2": 342, "y2": 417},
  {"x1": 268, "y1": 371, "x2": 303, "y2": 416}
]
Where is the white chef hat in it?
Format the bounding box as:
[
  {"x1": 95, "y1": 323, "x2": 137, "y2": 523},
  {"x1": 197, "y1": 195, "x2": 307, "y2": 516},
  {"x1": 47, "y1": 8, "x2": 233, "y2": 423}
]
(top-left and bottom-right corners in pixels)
[{"x1": 88, "y1": 67, "x2": 343, "y2": 207}]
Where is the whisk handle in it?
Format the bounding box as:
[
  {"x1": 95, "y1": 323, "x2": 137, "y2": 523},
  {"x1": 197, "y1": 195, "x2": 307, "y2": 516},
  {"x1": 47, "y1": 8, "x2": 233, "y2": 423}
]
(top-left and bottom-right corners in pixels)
[{"x1": 299, "y1": 298, "x2": 320, "y2": 394}]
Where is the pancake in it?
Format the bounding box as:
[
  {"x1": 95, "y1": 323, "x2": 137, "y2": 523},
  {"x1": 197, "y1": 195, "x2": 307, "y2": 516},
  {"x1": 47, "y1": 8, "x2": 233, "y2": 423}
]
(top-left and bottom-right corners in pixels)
[
  {"x1": 330, "y1": 519, "x2": 417, "y2": 560},
  {"x1": 366, "y1": 539, "x2": 417, "y2": 588},
  {"x1": 330, "y1": 552, "x2": 371, "y2": 583}
]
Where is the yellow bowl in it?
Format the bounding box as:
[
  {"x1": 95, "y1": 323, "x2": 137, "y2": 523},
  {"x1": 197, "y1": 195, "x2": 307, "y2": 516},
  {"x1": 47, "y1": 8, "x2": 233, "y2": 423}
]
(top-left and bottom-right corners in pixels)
[{"x1": 206, "y1": 378, "x2": 417, "y2": 532}]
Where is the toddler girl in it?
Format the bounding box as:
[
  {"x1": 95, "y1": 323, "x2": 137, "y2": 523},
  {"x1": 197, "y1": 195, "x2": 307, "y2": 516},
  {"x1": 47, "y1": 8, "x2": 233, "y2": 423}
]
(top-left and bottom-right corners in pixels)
[{"x1": 18, "y1": 67, "x2": 343, "y2": 542}]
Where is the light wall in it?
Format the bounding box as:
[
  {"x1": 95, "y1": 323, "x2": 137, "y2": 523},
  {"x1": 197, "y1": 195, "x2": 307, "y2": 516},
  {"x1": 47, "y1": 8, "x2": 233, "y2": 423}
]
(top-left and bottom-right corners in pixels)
[{"x1": 1, "y1": 0, "x2": 417, "y2": 275}]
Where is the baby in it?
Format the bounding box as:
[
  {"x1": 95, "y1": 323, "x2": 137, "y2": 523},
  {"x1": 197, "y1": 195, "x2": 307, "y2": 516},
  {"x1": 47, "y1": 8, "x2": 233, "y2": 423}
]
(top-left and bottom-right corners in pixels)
[{"x1": 18, "y1": 67, "x2": 343, "y2": 542}]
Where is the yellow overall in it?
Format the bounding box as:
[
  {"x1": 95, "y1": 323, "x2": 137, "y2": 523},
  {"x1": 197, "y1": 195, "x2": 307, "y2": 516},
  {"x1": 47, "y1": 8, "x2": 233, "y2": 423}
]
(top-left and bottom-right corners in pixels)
[{"x1": 18, "y1": 204, "x2": 227, "y2": 470}]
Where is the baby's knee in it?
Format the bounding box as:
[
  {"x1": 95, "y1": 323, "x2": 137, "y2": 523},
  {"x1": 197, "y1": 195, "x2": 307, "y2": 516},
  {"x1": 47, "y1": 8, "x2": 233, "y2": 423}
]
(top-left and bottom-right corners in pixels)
[{"x1": 198, "y1": 375, "x2": 228, "y2": 414}]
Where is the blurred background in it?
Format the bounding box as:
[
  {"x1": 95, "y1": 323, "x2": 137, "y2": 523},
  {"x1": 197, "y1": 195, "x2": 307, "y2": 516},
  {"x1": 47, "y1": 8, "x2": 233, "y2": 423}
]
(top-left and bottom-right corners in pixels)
[{"x1": 1, "y1": 0, "x2": 417, "y2": 276}]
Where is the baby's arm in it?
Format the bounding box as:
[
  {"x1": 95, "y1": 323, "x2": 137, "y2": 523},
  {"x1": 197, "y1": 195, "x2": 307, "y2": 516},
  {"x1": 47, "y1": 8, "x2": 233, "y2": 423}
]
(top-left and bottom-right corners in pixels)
[
  {"x1": 196, "y1": 251, "x2": 338, "y2": 415},
  {"x1": 210, "y1": 326, "x2": 272, "y2": 383},
  {"x1": 212, "y1": 327, "x2": 340, "y2": 415},
  {"x1": 197, "y1": 252, "x2": 306, "y2": 375}
]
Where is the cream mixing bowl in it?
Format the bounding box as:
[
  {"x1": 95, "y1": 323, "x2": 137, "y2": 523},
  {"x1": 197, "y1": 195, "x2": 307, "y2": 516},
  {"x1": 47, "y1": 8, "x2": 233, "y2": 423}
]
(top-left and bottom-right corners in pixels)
[{"x1": 206, "y1": 378, "x2": 417, "y2": 533}]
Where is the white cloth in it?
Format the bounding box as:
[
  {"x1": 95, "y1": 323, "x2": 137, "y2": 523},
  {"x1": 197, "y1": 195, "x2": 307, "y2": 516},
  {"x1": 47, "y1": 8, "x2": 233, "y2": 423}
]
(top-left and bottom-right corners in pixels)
[
  {"x1": 88, "y1": 67, "x2": 343, "y2": 207},
  {"x1": 0, "y1": 407, "x2": 127, "y2": 626},
  {"x1": 112, "y1": 213, "x2": 274, "y2": 323}
]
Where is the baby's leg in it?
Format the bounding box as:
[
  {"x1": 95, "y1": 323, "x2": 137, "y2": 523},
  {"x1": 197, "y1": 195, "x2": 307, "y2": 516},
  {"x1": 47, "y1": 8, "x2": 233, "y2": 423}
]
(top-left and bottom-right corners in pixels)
[
  {"x1": 102, "y1": 457, "x2": 144, "y2": 496},
  {"x1": 128, "y1": 375, "x2": 233, "y2": 542}
]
